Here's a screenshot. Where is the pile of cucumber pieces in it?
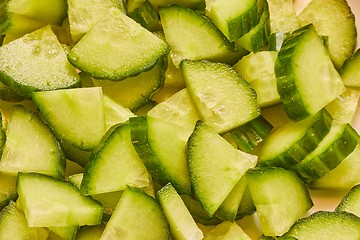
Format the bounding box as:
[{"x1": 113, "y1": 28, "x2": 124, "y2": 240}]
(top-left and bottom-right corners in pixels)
[{"x1": 0, "y1": 0, "x2": 360, "y2": 239}]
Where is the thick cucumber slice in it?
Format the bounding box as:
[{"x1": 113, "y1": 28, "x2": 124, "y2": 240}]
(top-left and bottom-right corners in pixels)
[
  {"x1": 157, "y1": 183, "x2": 203, "y2": 240},
  {"x1": 341, "y1": 48, "x2": 360, "y2": 87},
  {"x1": 67, "y1": 8, "x2": 169, "y2": 80},
  {"x1": 257, "y1": 109, "x2": 333, "y2": 168},
  {"x1": 0, "y1": 201, "x2": 49, "y2": 239},
  {"x1": 130, "y1": 116, "x2": 192, "y2": 194},
  {"x1": 67, "y1": 0, "x2": 125, "y2": 43},
  {"x1": 17, "y1": 172, "x2": 103, "y2": 227},
  {"x1": 203, "y1": 221, "x2": 251, "y2": 240},
  {"x1": 267, "y1": 0, "x2": 299, "y2": 33},
  {"x1": 246, "y1": 167, "x2": 313, "y2": 237},
  {"x1": 0, "y1": 25, "x2": 80, "y2": 97},
  {"x1": 32, "y1": 87, "x2": 106, "y2": 151},
  {"x1": 187, "y1": 121, "x2": 257, "y2": 216},
  {"x1": 159, "y1": 4, "x2": 239, "y2": 67},
  {"x1": 205, "y1": 0, "x2": 264, "y2": 41},
  {"x1": 292, "y1": 123, "x2": 360, "y2": 183},
  {"x1": 336, "y1": 184, "x2": 360, "y2": 218},
  {"x1": 80, "y1": 123, "x2": 150, "y2": 196},
  {"x1": 92, "y1": 57, "x2": 165, "y2": 112},
  {"x1": 0, "y1": 105, "x2": 65, "y2": 178},
  {"x1": 275, "y1": 24, "x2": 345, "y2": 121},
  {"x1": 297, "y1": 0, "x2": 357, "y2": 69},
  {"x1": 283, "y1": 211, "x2": 360, "y2": 239},
  {"x1": 101, "y1": 187, "x2": 170, "y2": 240},
  {"x1": 181, "y1": 59, "x2": 260, "y2": 133}
]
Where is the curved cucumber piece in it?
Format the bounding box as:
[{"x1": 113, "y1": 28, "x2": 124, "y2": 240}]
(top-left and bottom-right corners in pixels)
[
  {"x1": 275, "y1": 24, "x2": 345, "y2": 121},
  {"x1": 67, "y1": 9, "x2": 169, "y2": 80},
  {"x1": 180, "y1": 59, "x2": 260, "y2": 133},
  {"x1": 246, "y1": 167, "x2": 313, "y2": 237},
  {"x1": 258, "y1": 109, "x2": 333, "y2": 168},
  {"x1": 283, "y1": 211, "x2": 360, "y2": 239},
  {"x1": 159, "y1": 4, "x2": 238, "y2": 67},
  {"x1": 341, "y1": 48, "x2": 360, "y2": 87},
  {"x1": 291, "y1": 123, "x2": 360, "y2": 183},
  {"x1": 336, "y1": 184, "x2": 360, "y2": 218}
]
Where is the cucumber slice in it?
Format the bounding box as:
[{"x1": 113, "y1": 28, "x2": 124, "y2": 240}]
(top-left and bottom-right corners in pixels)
[
  {"x1": 267, "y1": 0, "x2": 299, "y2": 33},
  {"x1": 275, "y1": 24, "x2": 345, "y2": 121},
  {"x1": 80, "y1": 123, "x2": 150, "y2": 196},
  {"x1": 297, "y1": 0, "x2": 357, "y2": 69},
  {"x1": 203, "y1": 221, "x2": 251, "y2": 240},
  {"x1": 180, "y1": 59, "x2": 260, "y2": 133},
  {"x1": 103, "y1": 95, "x2": 135, "y2": 131},
  {"x1": 257, "y1": 109, "x2": 333, "y2": 168},
  {"x1": 187, "y1": 121, "x2": 257, "y2": 216},
  {"x1": 336, "y1": 184, "x2": 360, "y2": 218},
  {"x1": 0, "y1": 25, "x2": 80, "y2": 97},
  {"x1": 246, "y1": 167, "x2": 313, "y2": 237},
  {"x1": 291, "y1": 123, "x2": 360, "y2": 183},
  {"x1": 283, "y1": 211, "x2": 360, "y2": 239},
  {"x1": 0, "y1": 173, "x2": 17, "y2": 210},
  {"x1": 157, "y1": 183, "x2": 204, "y2": 240},
  {"x1": 17, "y1": 172, "x2": 103, "y2": 227},
  {"x1": 341, "y1": 48, "x2": 360, "y2": 87},
  {"x1": 76, "y1": 225, "x2": 105, "y2": 240},
  {"x1": 0, "y1": 201, "x2": 49, "y2": 240},
  {"x1": 128, "y1": 0, "x2": 160, "y2": 32},
  {"x1": 32, "y1": 87, "x2": 106, "y2": 151},
  {"x1": 67, "y1": 8, "x2": 169, "y2": 80},
  {"x1": 0, "y1": 105, "x2": 66, "y2": 178},
  {"x1": 159, "y1": 4, "x2": 239, "y2": 67},
  {"x1": 48, "y1": 226, "x2": 78, "y2": 240},
  {"x1": 101, "y1": 187, "x2": 170, "y2": 240}
]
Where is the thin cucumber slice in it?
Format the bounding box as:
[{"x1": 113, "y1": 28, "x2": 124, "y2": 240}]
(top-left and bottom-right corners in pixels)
[
  {"x1": 32, "y1": 87, "x2": 106, "y2": 151},
  {"x1": 187, "y1": 121, "x2": 257, "y2": 216},
  {"x1": 275, "y1": 24, "x2": 345, "y2": 121},
  {"x1": 246, "y1": 167, "x2": 313, "y2": 237},
  {"x1": 336, "y1": 184, "x2": 360, "y2": 218},
  {"x1": 283, "y1": 211, "x2": 360, "y2": 239},
  {"x1": 291, "y1": 123, "x2": 360, "y2": 183},
  {"x1": 67, "y1": 8, "x2": 169, "y2": 80},
  {"x1": 203, "y1": 221, "x2": 251, "y2": 240},
  {"x1": 297, "y1": 0, "x2": 357, "y2": 69},
  {"x1": 0, "y1": 105, "x2": 66, "y2": 178},
  {"x1": 0, "y1": 201, "x2": 49, "y2": 240},
  {"x1": 267, "y1": 0, "x2": 299, "y2": 33},
  {"x1": 101, "y1": 187, "x2": 170, "y2": 240},
  {"x1": 205, "y1": 0, "x2": 264, "y2": 41},
  {"x1": 80, "y1": 123, "x2": 150, "y2": 196},
  {"x1": 157, "y1": 183, "x2": 203, "y2": 240},
  {"x1": 17, "y1": 172, "x2": 104, "y2": 227},
  {"x1": 257, "y1": 109, "x2": 332, "y2": 168},
  {"x1": 341, "y1": 48, "x2": 360, "y2": 87},
  {"x1": 0, "y1": 173, "x2": 17, "y2": 210},
  {"x1": 181, "y1": 59, "x2": 260, "y2": 133},
  {"x1": 0, "y1": 25, "x2": 80, "y2": 97},
  {"x1": 67, "y1": 0, "x2": 125, "y2": 43},
  {"x1": 159, "y1": 4, "x2": 239, "y2": 67}
]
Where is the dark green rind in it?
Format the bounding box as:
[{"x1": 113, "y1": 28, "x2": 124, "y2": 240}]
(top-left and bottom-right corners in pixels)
[{"x1": 128, "y1": 0, "x2": 161, "y2": 32}]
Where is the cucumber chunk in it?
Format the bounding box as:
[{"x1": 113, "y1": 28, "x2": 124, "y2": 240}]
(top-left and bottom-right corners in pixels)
[
  {"x1": 0, "y1": 105, "x2": 66, "y2": 178},
  {"x1": 187, "y1": 121, "x2": 257, "y2": 216},
  {"x1": 267, "y1": 0, "x2": 299, "y2": 33},
  {"x1": 246, "y1": 167, "x2": 313, "y2": 237},
  {"x1": 0, "y1": 172, "x2": 17, "y2": 211},
  {"x1": 67, "y1": 8, "x2": 169, "y2": 80},
  {"x1": 336, "y1": 184, "x2": 360, "y2": 218},
  {"x1": 275, "y1": 24, "x2": 345, "y2": 121},
  {"x1": 0, "y1": 25, "x2": 80, "y2": 97},
  {"x1": 17, "y1": 172, "x2": 103, "y2": 227},
  {"x1": 340, "y1": 48, "x2": 360, "y2": 87},
  {"x1": 203, "y1": 221, "x2": 251, "y2": 240},
  {"x1": 181, "y1": 59, "x2": 260, "y2": 133},
  {"x1": 101, "y1": 187, "x2": 170, "y2": 240}
]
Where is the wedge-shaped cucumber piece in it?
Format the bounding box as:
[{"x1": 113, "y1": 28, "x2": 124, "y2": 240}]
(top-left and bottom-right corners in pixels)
[
  {"x1": 336, "y1": 184, "x2": 360, "y2": 218},
  {"x1": 0, "y1": 173, "x2": 17, "y2": 211},
  {"x1": 246, "y1": 167, "x2": 313, "y2": 237},
  {"x1": 0, "y1": 201, "x2": 49, "y2": 239},
  {"x1": 67, "y1": 0, "x2": 125, "y2": 43},
  {"x1": 67, "y1": 8, "x2": 169, "y2": 80},
  {"x1": 275, "y1": 24, "x2": 345, "y2": 121},
  {"x1": 80, "y1": 123, "x2": 150, "y2": 196},
  {"x1": 267, "y1": 0, "x2": 299, "y2": 33},
  {"x1": 101, "y1": 187, "x2": 170, "y2": 240},
  {"x1": 181, "y1": 59, "x2": 260, "y2": 133},
  {"x1": 159, "y1": 4, "x2": 240, "y2": 67},
  {"x1": 102, "y1": 95, "x2": 135, "y2": 131},
  {"x1": 297, "y1": 0, "x2": 356, "y2": 69},
  {"x1": 283, "y1": 211, "x2": 360, "y2": 239},
  {"x1": 17, "y1": 172, "x2": 103, "y2": 227},
  {"x1": 92, "y1": 57, "x2": 165, "y2": 112},
  {"x1": 0, "y1": 25, "x2": 80, "y2": 97},
  {"x1": 157, "y1": 183, "x2": 203, "y2": 240},
  {"x1": 205, "y1": 0, "x2": 264, "y2": 41},
  {"x1": 130, "y1": 116, "x2": 192, "y2": 194},
  {"x1": 341, "y1": 48, "x2": 360, "y2": 87},
  {"x1": 291, "y1": 123, "x2": 360, "y2": 183},
  {"x1": 203, "y1": 221, "x2": 251, "y2": 240},
  {"x1": 187, "y1": 121, "x2": 257, "y2": 216},
  {"x1": 257, "y1": 109, "x2": 333, "y2": 168},
  {"x1": 32, "y1": 87, "x2": 106, "y2": 151},
  {"x1": 0, "y1": 105, "x2": 65, "y2": 178}
]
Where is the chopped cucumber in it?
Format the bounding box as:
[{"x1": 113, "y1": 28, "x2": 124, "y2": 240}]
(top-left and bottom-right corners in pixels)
[
  {"x1": 0, "y1": 172, "x2": 17, "y2": 211},
  {"x1": 203, "y1": 221, "x2": 251, "y2": 240},
  {"x1": 336, "y1": 183, "x2": 360, "y2": 218},
  {"x1": 341, "y1": 48, "x2": 360, "y2": 87}
]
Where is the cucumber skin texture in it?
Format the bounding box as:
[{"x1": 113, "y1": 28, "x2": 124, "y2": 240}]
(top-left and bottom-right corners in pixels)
[{"x1": 336, "y1": 184, "x2": 360, "y2": 218}]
